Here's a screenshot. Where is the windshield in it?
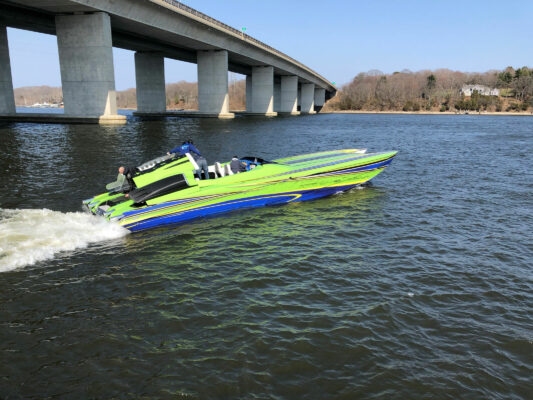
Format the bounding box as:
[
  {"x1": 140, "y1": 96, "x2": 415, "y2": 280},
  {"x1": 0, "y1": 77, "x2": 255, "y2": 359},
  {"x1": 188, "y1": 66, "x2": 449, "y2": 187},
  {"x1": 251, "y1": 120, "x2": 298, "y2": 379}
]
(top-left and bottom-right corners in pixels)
[
  {"x1": 137, "y1": 153, "x2": 175, "y2": 172},
  {"x1": 240, "y1": 156, "x2": 276, "y2": 165}
]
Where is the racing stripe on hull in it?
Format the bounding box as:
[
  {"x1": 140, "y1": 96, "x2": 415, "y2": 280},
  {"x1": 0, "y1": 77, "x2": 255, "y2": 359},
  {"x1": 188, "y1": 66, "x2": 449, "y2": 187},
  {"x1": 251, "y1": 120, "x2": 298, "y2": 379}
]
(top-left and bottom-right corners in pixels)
[
  {"x1": 295, "y1": 157, "x2": 394, "y2": 180},
  {"x1": 121, "y1": 177, "x2": 370, "y2": 232}
]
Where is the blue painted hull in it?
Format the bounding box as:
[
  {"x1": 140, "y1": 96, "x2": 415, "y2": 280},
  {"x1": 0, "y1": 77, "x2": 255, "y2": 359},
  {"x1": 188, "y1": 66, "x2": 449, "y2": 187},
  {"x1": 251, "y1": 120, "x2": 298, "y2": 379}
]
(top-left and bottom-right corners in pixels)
[{"x1": 125, "y1": 183, "x2": 358, "y2": 232}]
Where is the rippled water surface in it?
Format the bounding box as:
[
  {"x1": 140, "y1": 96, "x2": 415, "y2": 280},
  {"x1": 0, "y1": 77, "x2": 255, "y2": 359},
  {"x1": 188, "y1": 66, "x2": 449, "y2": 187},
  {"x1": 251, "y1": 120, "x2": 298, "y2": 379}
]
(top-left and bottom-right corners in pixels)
[{"x1": 0, "y1": 113, "x2": 532, "y2": 399}]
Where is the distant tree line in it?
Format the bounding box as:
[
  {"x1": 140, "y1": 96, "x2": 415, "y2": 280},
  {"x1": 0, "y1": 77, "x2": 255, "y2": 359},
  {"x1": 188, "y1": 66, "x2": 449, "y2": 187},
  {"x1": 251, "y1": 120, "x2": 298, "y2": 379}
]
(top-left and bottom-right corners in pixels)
[
  {"x1": 14, "y1": 80, "x2": 247, "y2": 111},
  {"x1": 114, "y1": 80, "x2": 246, "y2": 110},
  {"x1": 115, "y1": 81, "x2": 201, "y2": 110},
  {"x1": 14, "y1": 67, "x2": 532, "y2": 113},
  {"x1": 13, "y1": 85, "x2": 63, "y2": 106},
  {"x1": 326, "y1": 67, "x2": 533, "y2": 112}
]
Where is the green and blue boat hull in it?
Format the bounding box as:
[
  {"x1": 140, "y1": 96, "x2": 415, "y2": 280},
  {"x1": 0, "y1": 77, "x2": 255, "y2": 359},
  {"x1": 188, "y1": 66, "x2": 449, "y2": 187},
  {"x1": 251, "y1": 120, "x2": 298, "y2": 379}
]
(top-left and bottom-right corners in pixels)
[{"x1": 84, "y1": 149, "x2": 397, "y2": 232}]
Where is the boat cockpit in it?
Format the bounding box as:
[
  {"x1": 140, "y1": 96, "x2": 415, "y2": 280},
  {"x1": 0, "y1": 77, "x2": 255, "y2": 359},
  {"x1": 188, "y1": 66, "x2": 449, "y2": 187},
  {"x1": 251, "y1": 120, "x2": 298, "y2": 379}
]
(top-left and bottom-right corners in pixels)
[
  {"x1": 102, "y1": 153, "x2": 275, "y2": 206},
  {"x1": 190, "y1": 155, "x2": 275, "y2": 179}
]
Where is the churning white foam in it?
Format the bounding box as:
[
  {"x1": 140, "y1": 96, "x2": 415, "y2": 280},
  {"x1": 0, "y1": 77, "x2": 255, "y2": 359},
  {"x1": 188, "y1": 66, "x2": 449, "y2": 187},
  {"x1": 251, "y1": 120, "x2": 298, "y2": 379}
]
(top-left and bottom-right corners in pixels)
[{"x1": 0, "y1": 208, "x2": 129, "y2": 272}]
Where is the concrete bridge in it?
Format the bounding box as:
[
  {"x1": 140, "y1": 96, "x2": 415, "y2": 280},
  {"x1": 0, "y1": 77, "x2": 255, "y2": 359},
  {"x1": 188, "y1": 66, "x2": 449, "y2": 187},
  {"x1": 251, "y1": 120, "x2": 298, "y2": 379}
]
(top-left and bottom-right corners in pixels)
[{"x1": 0, "y1": 0, "x2": 336, "y2": 124}]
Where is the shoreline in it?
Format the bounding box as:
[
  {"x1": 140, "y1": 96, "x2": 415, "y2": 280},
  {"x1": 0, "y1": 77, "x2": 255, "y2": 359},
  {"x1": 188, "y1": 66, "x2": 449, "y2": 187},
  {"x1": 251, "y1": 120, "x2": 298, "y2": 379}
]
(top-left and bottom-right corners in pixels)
[
  {"x1": 16, "y1": 106, "x2": 532, "y2": 117},
  {"x1": 322, "y1": 110, "x2": 533, "y2": 116},
  {"x1": 108, "y1": 108, "x2": 533, "y2": 116}
]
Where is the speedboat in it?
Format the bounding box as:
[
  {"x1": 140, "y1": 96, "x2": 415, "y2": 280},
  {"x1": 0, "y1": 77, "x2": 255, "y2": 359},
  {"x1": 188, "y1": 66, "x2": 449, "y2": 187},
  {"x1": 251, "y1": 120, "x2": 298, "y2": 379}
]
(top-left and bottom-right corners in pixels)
[{"x1": 83, "y1": 149, "x2": 397, "y2": 232}]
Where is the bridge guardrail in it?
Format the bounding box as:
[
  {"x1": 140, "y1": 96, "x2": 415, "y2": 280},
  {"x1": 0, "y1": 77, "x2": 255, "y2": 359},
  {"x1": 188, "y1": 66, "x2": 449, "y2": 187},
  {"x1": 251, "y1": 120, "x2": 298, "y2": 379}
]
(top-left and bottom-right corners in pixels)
[{"x1": 159, "y1": 0, "x2": 333, "y2": 90}]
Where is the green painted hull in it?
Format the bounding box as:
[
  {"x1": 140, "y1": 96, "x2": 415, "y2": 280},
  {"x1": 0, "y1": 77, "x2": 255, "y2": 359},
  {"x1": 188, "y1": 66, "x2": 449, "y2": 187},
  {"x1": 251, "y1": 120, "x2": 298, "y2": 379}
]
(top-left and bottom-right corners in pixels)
[{"x1": 84, "y1": 149, "x2": 397, "y2": 232}]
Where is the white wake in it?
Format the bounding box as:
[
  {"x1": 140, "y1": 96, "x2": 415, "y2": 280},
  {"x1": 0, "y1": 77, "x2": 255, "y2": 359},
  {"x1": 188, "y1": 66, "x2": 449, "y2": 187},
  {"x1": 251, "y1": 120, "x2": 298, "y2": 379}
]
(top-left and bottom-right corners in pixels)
[{"x1": 0, "y1": 208, "x2": 129, "y2": 272}]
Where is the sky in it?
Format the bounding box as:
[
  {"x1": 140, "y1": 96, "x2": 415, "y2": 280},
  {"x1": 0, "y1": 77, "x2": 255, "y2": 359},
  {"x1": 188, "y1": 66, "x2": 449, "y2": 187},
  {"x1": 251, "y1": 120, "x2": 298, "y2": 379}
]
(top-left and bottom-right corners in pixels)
[{"x1": 6, "y1": 0, "x2": 533, "y2": 90}]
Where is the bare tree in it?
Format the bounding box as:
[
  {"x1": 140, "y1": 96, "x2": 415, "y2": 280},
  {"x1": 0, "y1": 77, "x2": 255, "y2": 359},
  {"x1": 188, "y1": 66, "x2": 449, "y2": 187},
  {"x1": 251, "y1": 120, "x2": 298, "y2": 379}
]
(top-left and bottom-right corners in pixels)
[{"x1": 326, "y1": 67, "x2": 532, "y2": 112}]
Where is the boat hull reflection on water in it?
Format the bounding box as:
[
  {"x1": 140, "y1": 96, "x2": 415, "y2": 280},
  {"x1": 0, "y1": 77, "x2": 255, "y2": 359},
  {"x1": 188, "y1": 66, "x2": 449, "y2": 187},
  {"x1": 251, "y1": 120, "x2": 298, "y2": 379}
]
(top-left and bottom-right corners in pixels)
[{"x1": 83, "y1": 149, "x2": 397, "y2": 232}]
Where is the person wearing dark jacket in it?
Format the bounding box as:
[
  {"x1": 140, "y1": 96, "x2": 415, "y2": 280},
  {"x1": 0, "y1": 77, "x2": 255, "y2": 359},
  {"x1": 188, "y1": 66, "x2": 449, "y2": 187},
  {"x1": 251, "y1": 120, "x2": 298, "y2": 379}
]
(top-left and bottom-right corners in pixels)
[
  {"x1": 168, "y1": 140, "x2": 209, "y2": 180},
  {"x1": 230, "y1": 156, "x2": 246, "y2": 174}
]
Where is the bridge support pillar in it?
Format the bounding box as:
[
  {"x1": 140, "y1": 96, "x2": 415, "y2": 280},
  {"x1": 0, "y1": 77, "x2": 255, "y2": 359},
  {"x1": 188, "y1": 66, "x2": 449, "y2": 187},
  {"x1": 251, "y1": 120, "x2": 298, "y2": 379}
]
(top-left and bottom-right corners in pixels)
[
  {"x1": 197, "y1": 50, "x2": 234, "y2": 118},
  {"x1": 245, "y1": 75, "x2": 252, "y2": 112},
  {"x1": 0, "y1": 26, "x2": 15, "y2": 115},
  {"x1": 280, "y1": 76, "x2": 299, "y2": 115},
  {"x1": 135, "y1": 52, "x2": 166, "y2": 113},
  {"x1": 55, "y1": 12, "x2": 125, "y2": 124},
  {"x1": 314, "y1": 87, "x2": 326, "y2": 112},
  {"x1": 301, "y1": 83, "x2": 316, "y2": 114},
  {"x1": 273, "y1": 81, "x2": 281, "y2": 112},
  {"x1": 251, "y1": 66, "x2": 277, "y2": 116}
]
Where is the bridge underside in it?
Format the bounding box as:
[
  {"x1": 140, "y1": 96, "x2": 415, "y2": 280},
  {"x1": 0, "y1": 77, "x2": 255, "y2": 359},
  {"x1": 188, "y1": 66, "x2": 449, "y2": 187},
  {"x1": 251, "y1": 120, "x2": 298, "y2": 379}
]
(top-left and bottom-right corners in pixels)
[{"x1": 0, "y1": 0, "x2": 335, "y2": 123}]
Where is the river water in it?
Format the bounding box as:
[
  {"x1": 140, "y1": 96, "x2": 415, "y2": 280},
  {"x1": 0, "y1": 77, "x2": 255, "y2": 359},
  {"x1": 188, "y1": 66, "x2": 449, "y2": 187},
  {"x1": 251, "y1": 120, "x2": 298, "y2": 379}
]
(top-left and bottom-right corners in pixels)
[{"x1": 0, "y1": 113, "x2": 531, "y2": 399}]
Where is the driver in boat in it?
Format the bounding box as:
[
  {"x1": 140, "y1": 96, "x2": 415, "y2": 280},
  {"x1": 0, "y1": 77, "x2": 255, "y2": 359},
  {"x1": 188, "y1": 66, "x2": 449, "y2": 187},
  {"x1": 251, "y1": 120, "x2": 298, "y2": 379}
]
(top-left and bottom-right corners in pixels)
[{"x1": 106, "y1": 165, "x2": 136, "y2": 195}]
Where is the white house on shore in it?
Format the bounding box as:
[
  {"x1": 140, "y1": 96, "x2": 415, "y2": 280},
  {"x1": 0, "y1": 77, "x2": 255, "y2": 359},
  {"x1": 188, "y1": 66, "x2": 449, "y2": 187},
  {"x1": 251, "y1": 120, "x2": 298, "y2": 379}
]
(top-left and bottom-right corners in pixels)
[{"x1": 460, "y1": 85, "x2": 500, "y2": 96}]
